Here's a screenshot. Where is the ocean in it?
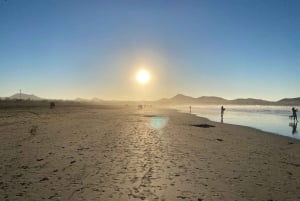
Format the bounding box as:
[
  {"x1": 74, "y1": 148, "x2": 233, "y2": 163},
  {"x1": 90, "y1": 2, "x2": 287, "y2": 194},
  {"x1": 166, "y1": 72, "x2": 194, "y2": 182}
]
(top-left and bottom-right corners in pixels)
[{"x1": 175, "y1": 105, "x2": 299, "y2": 140}]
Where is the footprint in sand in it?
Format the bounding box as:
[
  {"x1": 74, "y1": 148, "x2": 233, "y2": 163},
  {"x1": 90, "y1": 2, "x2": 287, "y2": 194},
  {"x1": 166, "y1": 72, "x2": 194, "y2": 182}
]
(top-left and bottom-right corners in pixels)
[
  {"x1": 39, "y1": 177, "x2": 49, "y2": 182},
  {"x1": 70, "y1": 160, "x2": 76, "y2": 164}
]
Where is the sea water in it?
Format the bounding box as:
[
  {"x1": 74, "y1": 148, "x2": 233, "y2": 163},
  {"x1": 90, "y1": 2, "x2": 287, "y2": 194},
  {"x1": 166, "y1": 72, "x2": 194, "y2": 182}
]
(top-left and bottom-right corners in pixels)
[{"x1": 175, "y1": 105, "x2": 299, "y2": 140}]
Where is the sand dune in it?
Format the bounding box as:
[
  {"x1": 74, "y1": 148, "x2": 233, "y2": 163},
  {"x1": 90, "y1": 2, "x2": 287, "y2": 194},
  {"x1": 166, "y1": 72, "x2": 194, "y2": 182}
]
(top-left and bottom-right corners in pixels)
[{"x1": 0, "y1": 106, "x2": 299, "y2": 201}]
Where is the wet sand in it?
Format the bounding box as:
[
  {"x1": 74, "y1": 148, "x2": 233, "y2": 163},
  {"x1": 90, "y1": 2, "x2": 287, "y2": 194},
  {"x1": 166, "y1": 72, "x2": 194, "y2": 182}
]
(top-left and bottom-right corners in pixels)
[{"x1": 0, "y1": 106, "x2": 299, "y2": 201}]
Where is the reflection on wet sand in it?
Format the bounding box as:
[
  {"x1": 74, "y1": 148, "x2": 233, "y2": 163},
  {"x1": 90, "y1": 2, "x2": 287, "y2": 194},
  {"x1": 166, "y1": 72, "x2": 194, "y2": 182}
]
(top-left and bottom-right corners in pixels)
[{"x1": 289, "y1": 122, "x2": 298, "y2": 135}]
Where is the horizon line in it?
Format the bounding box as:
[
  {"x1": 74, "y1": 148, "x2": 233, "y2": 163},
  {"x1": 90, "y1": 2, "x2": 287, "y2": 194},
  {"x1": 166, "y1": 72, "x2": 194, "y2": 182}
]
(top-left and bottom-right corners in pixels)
[{"x1": 1, "y1": 92, "x2": 300, "y2": 102}]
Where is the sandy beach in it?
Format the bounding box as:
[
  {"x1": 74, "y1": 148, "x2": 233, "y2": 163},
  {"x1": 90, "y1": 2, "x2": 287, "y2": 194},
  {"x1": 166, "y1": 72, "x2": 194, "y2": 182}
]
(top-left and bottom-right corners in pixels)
[{"x1": 0, "y1": 105, "x2": 299, "y2": 201}]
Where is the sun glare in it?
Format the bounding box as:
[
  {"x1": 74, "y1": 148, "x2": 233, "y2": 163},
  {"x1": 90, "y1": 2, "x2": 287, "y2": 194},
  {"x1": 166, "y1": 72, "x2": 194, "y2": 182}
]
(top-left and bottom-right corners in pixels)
[{"x1": 136, "y1": 69, "x2": 150, "y2": 85}]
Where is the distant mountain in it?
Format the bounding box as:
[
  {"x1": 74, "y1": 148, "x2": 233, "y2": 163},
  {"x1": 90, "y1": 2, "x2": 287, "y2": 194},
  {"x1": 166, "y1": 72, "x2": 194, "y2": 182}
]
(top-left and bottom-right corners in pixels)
[
  {"x1": 276, "y1": 98, "x2": 300, "y2": 106},
  {"x1": 196, "y1": 96, "x2": 228, "y2": 104},
  {"x1": 169, "y1": 94, "x2": 198, "y2": 103},
  {"x1": 74, "y1": 97, "x2": 103, "y2": 102},
  {"x1": 9, "y1": 93, "x2": 42, "y2": 100},
  {"x1": 160, "y1": 94, "x2": 226, "y2": 104},
  {"x1": 91, "y1": 97, "x2": 103, "y2": 102},
  {"x1": 230, "y1": 98, "x2": 272, "y2": 105},
  {"x1": 159, "y1": 94, "x2": 300, "y2": 106},
  {"x1": 75, "y1": 97, "x2": 90, "y2": 102}
]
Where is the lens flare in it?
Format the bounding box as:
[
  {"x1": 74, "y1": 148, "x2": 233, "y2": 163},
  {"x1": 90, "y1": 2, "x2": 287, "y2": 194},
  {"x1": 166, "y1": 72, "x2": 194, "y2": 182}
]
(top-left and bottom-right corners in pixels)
[{"x1": 150, "y1": 116, "x2": 168, "y2": 130}]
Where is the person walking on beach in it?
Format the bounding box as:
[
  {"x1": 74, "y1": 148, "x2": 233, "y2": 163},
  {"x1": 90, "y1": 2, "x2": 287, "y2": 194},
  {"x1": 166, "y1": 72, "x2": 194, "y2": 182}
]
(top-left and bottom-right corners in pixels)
[
  {"x1": 189, "y1": 105, "x2": 192, "y2": 113},
  {"x1": 221, "y1": 105, "x2": 225, "y2": 122},
  {"x1": 292, "y1": 107, "x2": 298, "y2": 122}
]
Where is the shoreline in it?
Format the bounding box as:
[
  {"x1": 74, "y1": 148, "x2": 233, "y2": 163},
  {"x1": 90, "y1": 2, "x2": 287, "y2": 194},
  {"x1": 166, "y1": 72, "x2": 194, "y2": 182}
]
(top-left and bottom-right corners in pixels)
[
  {"x1": 193, "y1": 111, "x2": 299, "y2": 141},
  {"x1": 0, "y1": 106, "x2": 299, "y2": 200},
  {"x1": 174, "y1": 105, "x2": 300, "y2": 140},
  {"x1": 175, "y1": 108, "x2": 299, "y2": 143}
]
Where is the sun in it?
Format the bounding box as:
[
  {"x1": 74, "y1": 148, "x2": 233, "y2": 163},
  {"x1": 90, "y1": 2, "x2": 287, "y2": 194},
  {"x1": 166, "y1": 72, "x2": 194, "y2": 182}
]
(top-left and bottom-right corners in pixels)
[{"x1": 136, "y1": 69, "x2": 150, "y2": 85}]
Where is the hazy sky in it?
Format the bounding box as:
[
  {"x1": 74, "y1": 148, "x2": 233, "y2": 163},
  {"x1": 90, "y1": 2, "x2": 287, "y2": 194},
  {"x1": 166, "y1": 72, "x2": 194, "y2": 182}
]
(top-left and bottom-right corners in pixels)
[{"x1": 0, "y1": 0, "x2": 299, "y2": 100}]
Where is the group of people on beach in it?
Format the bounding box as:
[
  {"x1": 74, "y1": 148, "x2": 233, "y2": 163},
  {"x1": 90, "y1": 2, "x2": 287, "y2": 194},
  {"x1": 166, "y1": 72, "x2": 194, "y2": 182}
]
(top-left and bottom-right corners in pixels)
[
  {"x1": 220, "y1": 106, "x2": 298, "y2": 122},
  {"x1": 189, "y1": 105, "x2": 298, "y2": 123}
]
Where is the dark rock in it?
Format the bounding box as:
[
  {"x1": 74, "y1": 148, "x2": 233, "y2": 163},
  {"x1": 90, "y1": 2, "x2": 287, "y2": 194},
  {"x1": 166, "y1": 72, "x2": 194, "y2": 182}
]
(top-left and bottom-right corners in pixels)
[{"x1": 191, "y1": 124, "x2": 215, "y2": 128}]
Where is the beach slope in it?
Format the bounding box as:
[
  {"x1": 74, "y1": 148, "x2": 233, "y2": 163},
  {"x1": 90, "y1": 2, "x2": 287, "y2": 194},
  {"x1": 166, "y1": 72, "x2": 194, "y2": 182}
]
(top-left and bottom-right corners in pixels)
[{"x1": 0, "y1": 106, "x2": 299, "y2": 201}]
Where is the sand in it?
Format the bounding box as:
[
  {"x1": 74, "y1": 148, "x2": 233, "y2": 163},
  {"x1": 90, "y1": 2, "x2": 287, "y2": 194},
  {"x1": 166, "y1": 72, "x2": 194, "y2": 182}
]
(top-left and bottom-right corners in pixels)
[{"x1": 0, "y1": 105, "x2": 299, "y2": 201}]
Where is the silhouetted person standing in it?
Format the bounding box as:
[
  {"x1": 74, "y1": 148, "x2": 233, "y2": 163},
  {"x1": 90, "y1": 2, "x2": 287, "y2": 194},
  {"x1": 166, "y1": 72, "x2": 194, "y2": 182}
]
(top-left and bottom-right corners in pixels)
[
  {"x1": 50, "y1": 101, "x2": 55, "y2": 109},
  {"x1": 189, "y1": 105, "x2": 192, "y2": 113},
  {"x1": 292, "y1": 107, "x2": 298, "y2": 122},
  {"x1": 221, "y1": 105, "x2": 225, "y2": 122}
]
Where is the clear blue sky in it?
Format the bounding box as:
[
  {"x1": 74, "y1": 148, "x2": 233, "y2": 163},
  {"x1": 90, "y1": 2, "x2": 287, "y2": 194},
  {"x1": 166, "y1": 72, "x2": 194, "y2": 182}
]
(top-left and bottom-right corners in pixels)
[{"x1": 0, "y1": 0, "x2": 299, "y2": 100}]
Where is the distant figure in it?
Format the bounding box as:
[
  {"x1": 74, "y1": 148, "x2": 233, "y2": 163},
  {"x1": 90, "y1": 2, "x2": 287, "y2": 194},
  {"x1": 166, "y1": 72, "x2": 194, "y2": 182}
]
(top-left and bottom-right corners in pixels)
[
  {"x1": 50, "y1": 101, "x2": 55, "y2": 109},
  {"x1": 292, "y1": 107, "x2": 298, "y2": 122},
  {"x1": 189, "y1": 105, "x2": 192, "y2": 113},
  {"x1": 221, "y1": 105, "x2": 226, "y2": 122}
]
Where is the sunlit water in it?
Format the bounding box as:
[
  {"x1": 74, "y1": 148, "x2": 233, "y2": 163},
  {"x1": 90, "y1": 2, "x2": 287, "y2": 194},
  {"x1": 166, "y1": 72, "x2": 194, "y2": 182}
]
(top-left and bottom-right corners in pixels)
[{"x1": 175, "y1": 105, "x2": 299, "y2": 140}]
